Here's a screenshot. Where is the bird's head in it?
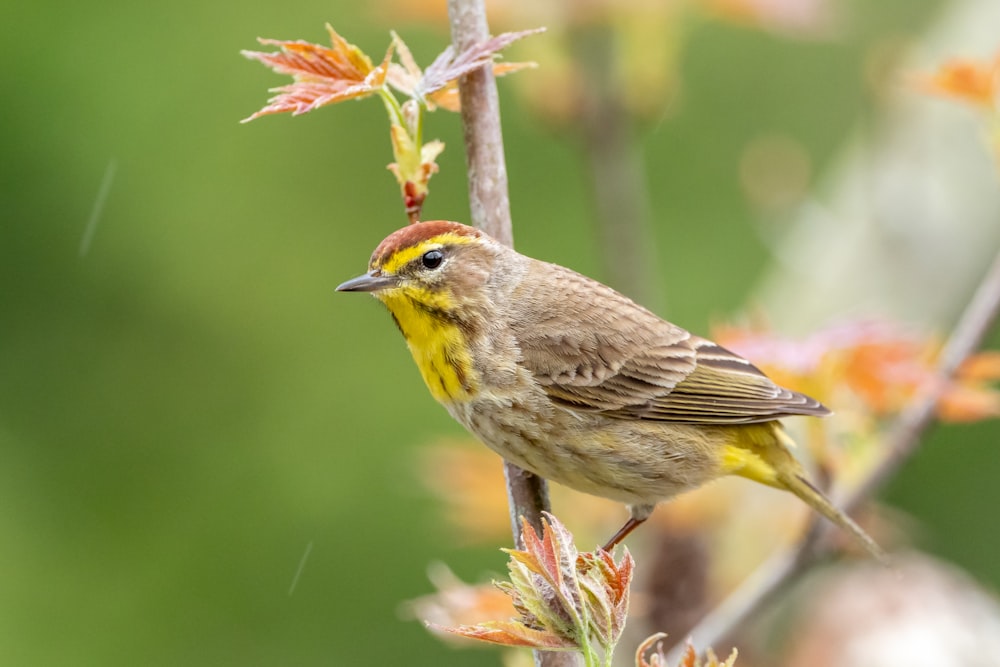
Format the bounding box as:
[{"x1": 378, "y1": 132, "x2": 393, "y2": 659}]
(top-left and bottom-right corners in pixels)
[{"x1": 336, "y1": 221, "x2": 507, "y2": 319}]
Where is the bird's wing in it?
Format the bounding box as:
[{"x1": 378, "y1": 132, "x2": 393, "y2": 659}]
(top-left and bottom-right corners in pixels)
[
  {"x1": 606, "y1": 336, "x2": 830, "y2": 423},
  {"x1": 509, "y1": 262, "x2": 828, "y2": 425}
]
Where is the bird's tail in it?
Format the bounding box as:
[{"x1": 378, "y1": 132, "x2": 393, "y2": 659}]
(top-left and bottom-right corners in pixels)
[
  {"x1": 775, "y1": 468, "x2": 888, "y2": 565},
  {"x1": 724, "y1": 423, "x2": 888, "y2": 564}
]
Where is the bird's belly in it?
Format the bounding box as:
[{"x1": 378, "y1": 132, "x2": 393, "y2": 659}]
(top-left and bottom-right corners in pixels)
[{"x1": 447, "y1": 396, "x2": 722, "y2": 507}]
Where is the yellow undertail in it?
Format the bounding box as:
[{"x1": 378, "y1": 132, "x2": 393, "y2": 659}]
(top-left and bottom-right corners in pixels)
[{"x1": 721, "y1": 423, "x2": 887, "y2": 564}]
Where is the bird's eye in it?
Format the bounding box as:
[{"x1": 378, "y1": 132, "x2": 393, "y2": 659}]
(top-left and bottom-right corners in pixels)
[{"x1": 421, "y1": 249, "x2": 444, "y2": 270}]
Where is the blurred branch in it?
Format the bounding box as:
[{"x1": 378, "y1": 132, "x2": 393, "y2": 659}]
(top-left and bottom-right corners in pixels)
[
  {"x1": 446, "y1": 2, "x2": 569, "y2": 665},
  {"x1": 572, "y1": 27, "x2": 661, "y2": 307},
  {"x1": 669, "y1": 245, "x2": 1000, "y2": 662},
  {"x1": 852, "y1": 248, "x2": 1000, "y2": 503}
]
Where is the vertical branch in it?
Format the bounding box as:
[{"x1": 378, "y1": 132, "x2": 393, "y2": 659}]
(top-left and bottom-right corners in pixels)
[
  {"x1": 446, "y1": 0, "x2": 513, "y2": 247},
  {"x1": 447, "y1": 2, "x2": 576, "y2": 665},
  {"x1": 445, "y1": 0, "x2": 551, "y2": 558}
]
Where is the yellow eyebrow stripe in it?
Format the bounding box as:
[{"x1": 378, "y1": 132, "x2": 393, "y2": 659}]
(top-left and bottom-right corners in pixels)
[{"x1": 378, "y1": 233, "x2": 477, "y2": 274}]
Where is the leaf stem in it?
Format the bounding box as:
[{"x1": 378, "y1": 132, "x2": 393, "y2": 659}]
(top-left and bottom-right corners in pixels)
[
  {"x1": 377, "y1": 88, "x2": 406, "y2": 129},
  {"x1": 414, "y1": 102, "x2": 424, "y2": 155}
]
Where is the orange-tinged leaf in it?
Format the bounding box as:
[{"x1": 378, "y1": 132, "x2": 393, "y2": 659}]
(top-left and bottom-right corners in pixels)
[
  {"x1": 916, "y1": 53, "x2": 1000, "y2": 110},
  {"x1": 519, "y1": 514, "x2": 570, "y2": 591},
  {"x1": 636, "y1": 634, "x2": 738, "y2": 667},
  {"x1": 839, "y1": 338, "x2": 931, "y2": 415},
  {"x1": 416, "y1": 441, "x2": 512, "y2": 542},
  {"x1": 707, "y1": 648, "x2": 739, "y2": 666},
  {"x1": 420, "y1": 140, "x2": 445, "y2": 169},
  {"x1": 421, "y1": 61, "x2": 538, "y2": 112},
  {"x1": 405, "y1": 563, "x2": 518, "y2": 635},
  {"x1": 326, "y1": 25, "x2": 377, "y2": 79},
  {"x1": 957, "y1": 350, "x2": 1000, "y2": 381},
  {"x1": 438, "y1": 620, "x2": 577, "y2": 649},
  {"x1": 242, "y1": 26, "x2": 392, "y2": 121},
  {"x1": 427, "y1": 513, "x2": 634, "y2": 656},
  {"x1": 678, "y1": 642, "x2": 697, "y2": 667},
  {"x1": 577, "y1": 547, "x2": 632, "y2": 645},
  {"x1": 636, "y1": 633, "x2": 669, "y2": 667},
  {"x1": 417, "y1": 440, "x2": 625, "y2": 545},
  {"x1": 492, "y1": 61, "x2": 537, "y2": 77},
  {"x1": 717, "y1": 318, "x2": 1000, "y2": 429},
  {"x1": 715, "y1": 320, "x2": 939, "y2": 416},
  {"x1": 386, "y1": 32, "x2": 423, "y2": 103},
  {"x1": 937, "y1": 384, "x2": 1000, "y2": 422},
  {"x1": 699, "y1": 0, "x2": 835, "y2": 37}
]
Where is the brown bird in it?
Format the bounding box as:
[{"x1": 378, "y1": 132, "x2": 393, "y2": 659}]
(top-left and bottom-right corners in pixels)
[{"x1": 338, "y1": 221, "x2": 884, "y2": 559}]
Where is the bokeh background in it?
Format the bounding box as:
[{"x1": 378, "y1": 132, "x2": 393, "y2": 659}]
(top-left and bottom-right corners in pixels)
[{"x1": 3, "y1": 0, "x2": 1000, "y2": 664}]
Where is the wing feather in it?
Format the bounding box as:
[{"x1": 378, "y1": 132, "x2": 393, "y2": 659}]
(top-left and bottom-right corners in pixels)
[{"x1": 507, "y1": 261, "x2": 829, "y2": 425}]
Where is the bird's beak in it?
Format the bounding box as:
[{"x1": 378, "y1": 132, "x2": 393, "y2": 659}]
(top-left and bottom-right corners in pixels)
[{"x1": 336, "y1": 271, "x2": 397, "y2": 293}]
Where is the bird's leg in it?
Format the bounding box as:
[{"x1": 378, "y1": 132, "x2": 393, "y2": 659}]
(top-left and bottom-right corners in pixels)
[{"x1": 602, "y1": 516, "x2": 646, "y2": 551}]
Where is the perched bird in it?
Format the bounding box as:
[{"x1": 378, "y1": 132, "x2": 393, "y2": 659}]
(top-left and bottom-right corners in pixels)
[{"x1": 337, "y1": 221, "x2": 884, "y2": 560}]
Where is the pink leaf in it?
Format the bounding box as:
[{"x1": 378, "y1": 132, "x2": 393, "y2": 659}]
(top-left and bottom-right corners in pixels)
[{"x1": 417, "y1": 28, "x2": 544, "y2": 99}]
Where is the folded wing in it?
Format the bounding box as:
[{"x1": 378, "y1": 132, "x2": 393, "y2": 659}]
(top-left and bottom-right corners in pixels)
[{"x1": 509, "y1": 262, "x2": 829, "y2": 425}]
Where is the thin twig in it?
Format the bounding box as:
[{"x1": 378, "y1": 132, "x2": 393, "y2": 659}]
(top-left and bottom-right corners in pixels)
[
  {"x1": 445, "y1": 2, "x2": 572, "y2": 665},
  {"x1": 668, "y1": 247, "x2": 1000, "y2": 662}
]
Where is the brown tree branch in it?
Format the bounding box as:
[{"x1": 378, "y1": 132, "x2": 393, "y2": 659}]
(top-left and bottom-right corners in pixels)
[
  {"x1": 446, "y1": 0, "x2": 513, "y2": 247},
  {"x1": 668, "y1": 246, "x2": 1000, "y2": 662},
  {"x1": 446, "y1": 0, "x2": 550, "y2": 539},
  {"x1": 445, "y1": 2, "x2": 573, "y2": 665}
]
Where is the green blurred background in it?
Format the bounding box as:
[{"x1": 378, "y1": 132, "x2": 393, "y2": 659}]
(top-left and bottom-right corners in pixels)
[{"x1": 3, "y1": 0, "x2": 999, "y2": 664}]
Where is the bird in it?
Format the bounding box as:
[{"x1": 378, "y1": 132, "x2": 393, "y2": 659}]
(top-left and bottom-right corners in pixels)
[{"x1": 337, "y1": 220, "x2": 884, "y2": 560}]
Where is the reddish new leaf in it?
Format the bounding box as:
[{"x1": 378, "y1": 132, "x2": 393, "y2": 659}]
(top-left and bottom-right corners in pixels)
[
  {"x1": 514, "y1": 513, "x2": 573, "y2": 592},
  {"x1": 678, "y1": 643, "x2": 698, "y2": 667},
  {"x1": 419, "y1": 28, "x2": 543, "y2": 97},
  {"x1": 506, "y1": 515, "x2": 583, "y2": 642},
  {"x1": 437, "y1": 620, "x2": 577, "y2": 650},
  {"x1": 636, "y1": 633, "x2": 669, "y2": 667},
  {"x1": 421, "y1": 61, "x2": 538, "y2": 112},
  {"x1": 429, "y1": 513, "x2": 634, "y2": 656},
  {"x1": 715, "y1": 319, "x2": 1000, "y2": 424},
  {"x1": 387, "y1": 29, "x2": 542, "y2": 112},
  {"x1": 636, "y1": 634, "x2": 738, "y2": 667},
  {"x1": 917, "y1": 52, "x2": 1000, "y2": 110},
  {"x1": 578, "y1": 548, "x2": 633, "y2": 644},
  {"x1": 242, "y1": 25, "x2": 392, "y2": 121},
  {"x1": 406, "y1": 28, "x2": 545, "y2": 111}
]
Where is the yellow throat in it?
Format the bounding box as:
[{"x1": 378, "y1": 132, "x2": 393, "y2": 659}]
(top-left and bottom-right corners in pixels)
[{"x1": 377, "y1": 287, "x2": 479, "y2": 403}]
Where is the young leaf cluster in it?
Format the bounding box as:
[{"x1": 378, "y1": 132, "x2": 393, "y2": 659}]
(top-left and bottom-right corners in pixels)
[
  {"x1": 438, "y1": 513, "x2": 631, "y2": 667},
  {"x1": 242, "y1": 24, "x2": 542, "y2": 222}
]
